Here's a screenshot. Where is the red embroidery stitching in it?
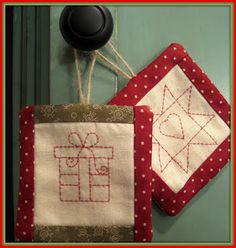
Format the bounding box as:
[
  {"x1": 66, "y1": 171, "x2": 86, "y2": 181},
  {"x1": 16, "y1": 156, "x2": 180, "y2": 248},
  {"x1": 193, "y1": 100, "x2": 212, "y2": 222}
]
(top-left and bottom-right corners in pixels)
[
  {"x1": 153, "y1": 85, "x2": 217, "y2": 173},
  {"x1": 108, "y1": 43, "x2": 230, "y2": 217},
  {"x1": 159, "y1": 113, "x2": 185, "y2": 140},
  {"x1": 54, "y1": 132, "x2": 114, "y2": 202}
]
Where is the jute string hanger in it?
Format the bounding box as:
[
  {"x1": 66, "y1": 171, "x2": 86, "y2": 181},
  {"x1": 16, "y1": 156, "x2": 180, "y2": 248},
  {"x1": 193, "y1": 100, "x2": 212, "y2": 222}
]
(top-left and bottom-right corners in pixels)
[{"x1": 74, "y1": 41, "x2": 136, "y2": 104}]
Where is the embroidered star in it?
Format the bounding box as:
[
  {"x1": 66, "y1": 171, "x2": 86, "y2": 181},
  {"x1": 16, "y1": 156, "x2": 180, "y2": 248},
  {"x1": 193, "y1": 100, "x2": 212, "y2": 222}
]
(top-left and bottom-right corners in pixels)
[{"x1": 152, "y1": 85, "x2": 217, "y2": 173}]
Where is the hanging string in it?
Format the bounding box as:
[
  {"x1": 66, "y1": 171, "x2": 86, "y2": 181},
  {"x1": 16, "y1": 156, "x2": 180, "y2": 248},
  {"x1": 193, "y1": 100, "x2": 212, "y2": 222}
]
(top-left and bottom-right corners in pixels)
[
  {"x1": 74, "y1": 49, "x2": 97, "y2": 104},
  {"x1": 95, "y1": 50, "x2": 132, "y2": 80},
  {"x1": 73, "y1": 49, "x2": 85, "y2": 104},
  {"x1": 107, "y1": 41, "x2": 135, "y2": 77},
  {"x1": 85, "y1": 52, "x2": 97, "y2": 104},
  {"x1": 74, "y1": 42, "x2": 135, "y2": 104}
]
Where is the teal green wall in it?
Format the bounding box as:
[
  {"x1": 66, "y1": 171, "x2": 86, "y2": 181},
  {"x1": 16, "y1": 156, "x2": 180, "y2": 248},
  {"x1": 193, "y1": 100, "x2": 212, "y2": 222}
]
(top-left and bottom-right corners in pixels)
[{"x1": 50, "y1": 6, "x2": 231, "y2": 243}]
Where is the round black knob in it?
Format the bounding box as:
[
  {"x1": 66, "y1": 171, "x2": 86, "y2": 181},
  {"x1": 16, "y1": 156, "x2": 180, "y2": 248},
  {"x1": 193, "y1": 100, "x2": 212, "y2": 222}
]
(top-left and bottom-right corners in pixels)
[{"x1": 59, "y1": 6, "x2": 113, "y2": 51}]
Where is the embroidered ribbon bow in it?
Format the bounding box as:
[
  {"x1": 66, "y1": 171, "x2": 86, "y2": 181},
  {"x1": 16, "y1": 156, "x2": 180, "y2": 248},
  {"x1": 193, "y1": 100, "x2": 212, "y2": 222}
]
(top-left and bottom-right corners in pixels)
[
  {"x1": 68, "y1": 132, "x2": 99, "y2": 148},
  {"x1": 66, "y1": 132, "x2": 108, "y2": 174}
]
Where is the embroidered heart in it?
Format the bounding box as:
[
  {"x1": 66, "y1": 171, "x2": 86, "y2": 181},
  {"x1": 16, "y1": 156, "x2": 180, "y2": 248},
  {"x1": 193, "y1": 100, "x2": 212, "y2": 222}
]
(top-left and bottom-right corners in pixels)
[{"x1": 159, "y1": 113, "x2": 185, "y2": 139}]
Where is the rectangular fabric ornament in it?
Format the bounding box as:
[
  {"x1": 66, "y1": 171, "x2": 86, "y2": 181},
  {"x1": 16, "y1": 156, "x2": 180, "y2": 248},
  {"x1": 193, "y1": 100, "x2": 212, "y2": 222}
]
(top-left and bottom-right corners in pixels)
[
  {"x1": 16, "y1": 104, "x2": 153, "y2": 242},
  {"x1": 109, "y1": 43, "x2": 230, "y2": 215}
]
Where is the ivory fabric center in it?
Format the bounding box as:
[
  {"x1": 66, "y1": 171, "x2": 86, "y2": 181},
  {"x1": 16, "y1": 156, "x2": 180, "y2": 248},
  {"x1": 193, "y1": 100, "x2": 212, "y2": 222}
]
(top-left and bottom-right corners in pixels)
[
  {"x1": 34, "y1": 122, "x2": 134, "y2": 226},
  {"x1": 137, "y1": 65, "x2": 230, "y2": 192}
]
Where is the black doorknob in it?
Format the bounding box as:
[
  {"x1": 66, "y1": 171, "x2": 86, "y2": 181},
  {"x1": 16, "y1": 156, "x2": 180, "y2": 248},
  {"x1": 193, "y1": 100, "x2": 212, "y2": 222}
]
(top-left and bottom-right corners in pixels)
[{"x1": 59, "y1": 6, "x2": 114, "y2": 51}]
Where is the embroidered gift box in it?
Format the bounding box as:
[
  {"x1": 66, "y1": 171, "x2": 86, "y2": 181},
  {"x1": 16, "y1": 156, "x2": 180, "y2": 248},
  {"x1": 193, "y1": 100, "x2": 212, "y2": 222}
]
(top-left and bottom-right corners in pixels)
[
  {"x1": 109, "y1": 43, "x2": 230, "y2": 215},
  {"x1": 16, "y1": 104, "x2": 153, "y2": 242},
  {"x1": 54, "y1": 132, "x2": 113, "y2": 203}
]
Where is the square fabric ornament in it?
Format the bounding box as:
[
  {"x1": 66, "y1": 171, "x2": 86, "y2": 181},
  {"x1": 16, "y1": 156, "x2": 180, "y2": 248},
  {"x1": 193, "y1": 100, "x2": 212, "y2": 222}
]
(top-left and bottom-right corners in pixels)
[
  {"x1": 109, "y1": 43, "x2": 230, "y2": 215},
  {"x1": 16, "y1": 104, "x2": 153, "y2": 242}
]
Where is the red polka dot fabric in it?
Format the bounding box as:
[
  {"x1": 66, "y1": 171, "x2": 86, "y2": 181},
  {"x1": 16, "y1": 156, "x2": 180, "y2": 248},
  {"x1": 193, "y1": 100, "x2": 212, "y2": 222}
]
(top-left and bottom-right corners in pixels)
[
  {"x1": 16, "y1": 106, "x2": 35, "y2": 241},
  {"x1": 134, "y1": 106, "x2": 153, "y2": 241},
  {"x1": 109, "y1": 43, "x2": 230, "y2": 215}
]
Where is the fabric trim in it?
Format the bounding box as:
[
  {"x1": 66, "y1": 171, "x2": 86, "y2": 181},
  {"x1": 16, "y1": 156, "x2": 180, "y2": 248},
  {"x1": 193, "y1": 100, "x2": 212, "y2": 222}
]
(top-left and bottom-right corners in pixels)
[
  {"x1": 33, "y1": 225, "x2": 134, "y2": 242},
  {"x1": 35, "y1": 104, "x2": 133, "y2": 124},
  {"x1": 134, "y1": 106, "x2": 153, "y2": 242},
  {"x1": 152, "y1": 136, "x2": 230, "y2": 215},
  {"x1": 108, "y1": 43, "x2": 231, "y2": 216},
  {"x1": 16, "y1": 106, "x2": 35, "y2": 241},
  {"x1": 177, "y1": 54, "x2": 230, "y2": 128}
]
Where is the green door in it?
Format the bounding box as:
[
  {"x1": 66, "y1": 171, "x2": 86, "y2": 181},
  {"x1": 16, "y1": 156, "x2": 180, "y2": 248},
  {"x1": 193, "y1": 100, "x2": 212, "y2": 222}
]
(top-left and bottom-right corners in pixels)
[{"x1": 9, "y1": 4, "x2": 231, "y2": 243}]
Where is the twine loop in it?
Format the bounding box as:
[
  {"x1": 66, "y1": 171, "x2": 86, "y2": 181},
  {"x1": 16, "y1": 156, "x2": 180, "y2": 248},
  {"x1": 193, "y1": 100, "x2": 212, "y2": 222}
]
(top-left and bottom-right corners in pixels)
[{"x1": 74, "y1": 41, "x2": 135, "y2": 104}]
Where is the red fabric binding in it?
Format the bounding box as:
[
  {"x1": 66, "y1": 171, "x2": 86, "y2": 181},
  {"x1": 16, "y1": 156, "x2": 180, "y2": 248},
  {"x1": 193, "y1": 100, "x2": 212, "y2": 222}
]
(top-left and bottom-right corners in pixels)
[
  {"x1": 15, "y1": 106, "x2": 35, "y2": 241},
  {"x1": 134, "y1": 106, "x2": 153, "y2": 242}
]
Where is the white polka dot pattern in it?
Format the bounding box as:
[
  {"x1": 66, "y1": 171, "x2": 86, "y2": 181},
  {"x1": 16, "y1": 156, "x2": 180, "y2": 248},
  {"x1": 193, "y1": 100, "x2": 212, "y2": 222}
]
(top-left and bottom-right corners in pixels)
[
  {"x1": 133, "y1": 106, "x2": 153, "y2": 241},
  {"x1": 16, "y1": 106, "x2": 35, "y2": 241}
]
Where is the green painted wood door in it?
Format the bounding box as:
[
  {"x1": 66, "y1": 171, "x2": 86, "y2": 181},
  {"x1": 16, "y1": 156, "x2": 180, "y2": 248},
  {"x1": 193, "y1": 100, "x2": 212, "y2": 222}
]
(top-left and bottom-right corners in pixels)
[
  {"x1": 50, "y1": 5, "x2": 231, "y2": 243},
  {"x1": 12, "y1": 5, "x2": 231, "y2": 243}
]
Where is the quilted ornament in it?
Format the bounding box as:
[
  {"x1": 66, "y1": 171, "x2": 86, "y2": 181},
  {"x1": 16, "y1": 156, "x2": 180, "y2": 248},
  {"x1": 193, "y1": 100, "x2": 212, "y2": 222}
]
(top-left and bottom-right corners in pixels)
[
  {"x1": 109, "y1": 43, "x2": 230, "y2": 215},
  {"x1": 16, "y1": 104, "x2": 153, "y2": 242}
]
